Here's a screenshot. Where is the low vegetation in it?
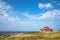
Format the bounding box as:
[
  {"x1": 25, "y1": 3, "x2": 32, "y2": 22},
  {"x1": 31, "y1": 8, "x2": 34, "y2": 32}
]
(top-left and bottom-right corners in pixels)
[{"x1": 0, "y1": 32, "x2": 60, "y2": 40}]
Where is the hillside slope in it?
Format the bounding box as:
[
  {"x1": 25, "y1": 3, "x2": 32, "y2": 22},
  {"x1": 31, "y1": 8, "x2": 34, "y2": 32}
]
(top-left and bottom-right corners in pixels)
[{"x1": 0, "y1": 32, "x2": 60, "y2": 40}]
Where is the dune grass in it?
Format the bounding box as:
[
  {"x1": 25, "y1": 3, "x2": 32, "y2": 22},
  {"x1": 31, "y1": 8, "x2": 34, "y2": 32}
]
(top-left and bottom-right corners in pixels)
[{"x1": 0, "y1": 32, "x2": 60, "y2": 40}]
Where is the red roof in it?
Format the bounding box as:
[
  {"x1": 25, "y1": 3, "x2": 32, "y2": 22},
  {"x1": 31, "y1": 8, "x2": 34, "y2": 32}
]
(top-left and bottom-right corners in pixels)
[{"x1": 40, "y1": 26, "x2": 53, "y2": 32}]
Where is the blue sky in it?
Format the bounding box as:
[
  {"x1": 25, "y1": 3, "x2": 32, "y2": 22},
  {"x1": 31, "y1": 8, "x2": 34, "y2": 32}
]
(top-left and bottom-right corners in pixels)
[{"x1": 0, "y1": 0, "x2": 60, "y2": 31}]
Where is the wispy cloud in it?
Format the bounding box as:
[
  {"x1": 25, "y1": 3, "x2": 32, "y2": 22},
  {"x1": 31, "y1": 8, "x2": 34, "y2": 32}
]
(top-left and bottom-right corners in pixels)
[
  {"x1": 23, "y1": 10, "x2": 60, "y2": 20},
  {"x1": 0, "y1": 1, "x2": 20, "y2": 22},
  {"x1": 0, "y1": 1, "x2": 38, "y2": 28},
  {"x1": 38, "y1": 3, "x2": 53, "y2": 9},
  {"x1": 23, "y1": 12, "x2": 38, "y2": 20},
  {"x1": 0, "y1": 1, "x2": 59, "y2": 21},
  {"x1": 38, "y1": 10, "x2": 60, "y2": 19}
]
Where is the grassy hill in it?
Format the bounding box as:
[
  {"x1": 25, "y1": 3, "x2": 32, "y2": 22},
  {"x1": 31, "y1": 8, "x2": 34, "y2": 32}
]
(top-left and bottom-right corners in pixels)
[{"x1": 0, "y1": 32, "x2": 60, "y2": 40}]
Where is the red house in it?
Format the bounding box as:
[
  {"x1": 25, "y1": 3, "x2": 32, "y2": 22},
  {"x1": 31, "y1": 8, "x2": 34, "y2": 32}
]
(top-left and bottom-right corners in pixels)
[{"x1": 40, "y1": 26, "x2": 53, "y2": 32}]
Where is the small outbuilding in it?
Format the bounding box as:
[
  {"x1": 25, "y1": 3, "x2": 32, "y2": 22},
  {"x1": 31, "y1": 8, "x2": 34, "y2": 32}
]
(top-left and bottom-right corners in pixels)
[{"x1": 40, "y1": 26, "x2": 53, "y2": 32}]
